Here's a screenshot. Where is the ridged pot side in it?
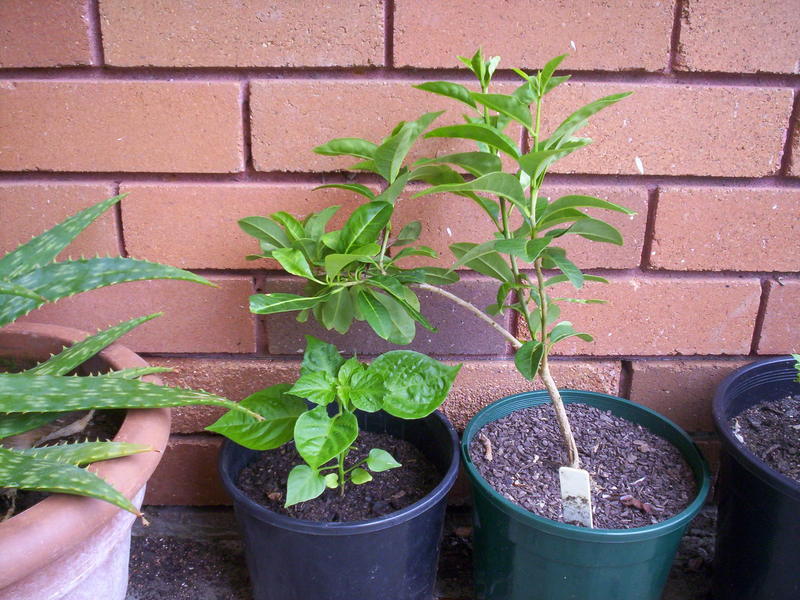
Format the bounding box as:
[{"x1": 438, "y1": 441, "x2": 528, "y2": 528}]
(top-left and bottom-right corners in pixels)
[{"x1": 0, "y1": 323, "x2": 171, "y2": 590}]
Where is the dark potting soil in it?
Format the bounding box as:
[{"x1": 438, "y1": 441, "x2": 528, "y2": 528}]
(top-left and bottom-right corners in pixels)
[
  {"x1": 236, "y1": 430, "x2": 441, "y2": 522},
  {"x1": 730, "y1": 394, "x2": 800, "y2": 483},
  {"x1": 468, "y1": 403, "x2": 696, "y2": 529}
]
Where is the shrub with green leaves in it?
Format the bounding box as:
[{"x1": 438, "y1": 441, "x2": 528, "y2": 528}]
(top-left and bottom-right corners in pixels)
[
  {"x1": 209, "y1": 335, "x2": 460, "y2": 506},
  {"x1": 240, "y1": 50, "x2": 631, "y2": 474},
  {"x1": 0, "y1": 197, "x2": 258, "y2": 517}
]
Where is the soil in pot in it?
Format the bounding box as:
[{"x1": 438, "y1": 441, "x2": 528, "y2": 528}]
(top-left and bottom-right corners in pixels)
[
  {"x1": 236, "y1": 430, "x2": 440, "y2": 522},
  {"x1": 468, "y1": 403, "x2": 696, "y2": 528},
  {"x1": 730, "y1": 395, "x2": 800, "y2": 483}
]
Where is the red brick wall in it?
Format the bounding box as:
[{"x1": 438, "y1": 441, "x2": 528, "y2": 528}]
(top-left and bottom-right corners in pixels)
[{"x1": 1, "y1": 0, "x2": 798, "y2": 504}]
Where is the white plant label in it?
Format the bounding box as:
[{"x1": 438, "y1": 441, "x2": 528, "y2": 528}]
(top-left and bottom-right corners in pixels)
[{"x1": 559, "y1": 466, "x2": 593, "y2": 528}]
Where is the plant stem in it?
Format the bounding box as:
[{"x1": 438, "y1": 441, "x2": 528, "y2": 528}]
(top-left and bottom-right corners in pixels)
[
  {"x1": 415, "y1": 283, "x2": 522, "y2": 349},
  {"x1": 338, "y1": 453, "x2": 346, "y2": 496}
]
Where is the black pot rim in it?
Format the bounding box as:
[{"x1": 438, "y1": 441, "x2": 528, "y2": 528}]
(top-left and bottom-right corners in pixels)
[
  {"x1": 461, "y1": 390, "x2": 711, "y2": 542},
  {"x1": 712, "y1": 355, "x2": 800, "y2": 500},
  {"x1": 219, "y1": 409, "x2": 460, "y2": 535}
]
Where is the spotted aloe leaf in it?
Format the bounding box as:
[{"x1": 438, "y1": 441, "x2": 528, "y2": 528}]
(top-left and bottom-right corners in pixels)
[
  {"x1": 0, "y1": 258, "x2": 214, "y2": 328},
  {"x1": 14, "y1": 441, "x2": 151, "y2": 466},
  {"x1": 0, "y1": 280, "x2": 46, "y2": 302},
  {"x1": 0, "y1": 447, "x2": 139, "y2": 515}
]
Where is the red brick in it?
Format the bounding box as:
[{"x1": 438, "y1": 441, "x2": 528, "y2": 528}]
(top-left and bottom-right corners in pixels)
[
  {"x1": 145, "y1": 435, "x2": 230, "y2": 505},
  {"x1": 542, "y1": 83, "x2": 792, "y2": 177},
  {"x1": 155, "y1": 357, "x2": 301, "y2": 433},
  {"x1": 442, "y1": 359, "x2": 621, "y2": 430},
  {"x1": 790, "y1": 124, "x2": 800, "y2": 178},
  {"x1": 120, "y1": 183, "x2": 368, "y2": 269},
  {"x1": 757, "y1": 279, "x2": 800, "y2": 354},
  {"x1": 0, "y1": 0, "x2": 91, "y2": 67},
  {"x1": 518, "y1": 276, "x2": 762, "y2": 355},
  {"x1": 652, "y1": 187, "x2": 800, "y2": 271},
  {"x1": 0, "y1": 183, "x2": 118, "y2": 259},
  {"x1": 100, "y1": 0, "x2": 384, "y2": 67},
  {"x1": 629, "y1": 360, "x2": 750, "y2": 432},
  {"x1": 677, "y1": 1, "x2": 800, "y2": 74},
  {"x1": 262, "y1": 275, "x2": 512, "y2": 357},
  {"x1": 394, "y1": 0, "x2": 674, "y2": 72},
  {"x1": 250, "y1": 80, "x2": 521, "y2": 172},
  {"x1": 0, "y1": 81, "x2": 243, "y2": 173},
  {"x1": 393, "y1": 184, "x2": 648, "y2": 270},
  {"x1": 20, "y1": 276, "x2": 256, "y2": 353}
]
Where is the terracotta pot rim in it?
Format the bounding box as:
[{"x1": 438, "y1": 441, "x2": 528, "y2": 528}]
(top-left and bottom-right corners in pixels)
[{"x1": 0, "y1": 322, "x2": 172, "y2": 589}]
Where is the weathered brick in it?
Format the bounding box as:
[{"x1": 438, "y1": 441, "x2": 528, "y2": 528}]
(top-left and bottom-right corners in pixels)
[
  {"x1": 156, "y1": 357, "x2": 301, "y2": 433},
  {"x1": 629, "y1": 359, "x2": 750, "y2": 432},
  {"x1": 757, "y1": 279, "x2": 800, "y2": 354},
  {"x1": 652, "y1": 187, "x2": 800, "y2": 271},
  {"x1": 0, "y1": 183, "x2": 118, "y2": 259},
  {"x1": 789, "y1": 123, "x2": 800, "y2": 177},
  {"x1": 262, "y1": 275, "x2": 512, "y2": 357},
  {"x1": 518, "y1": 276, "x2": 762, "y2": 355},
  {"x1": 145, "y1": 435, "x2": 230, "y2": 505},
  {"x1": 19, "y1": 276, "x2": 256, "y2": 353},
  {"x1": 442, "y1": 359, "x2": 621, "y2": 430},
  {"x1": 394, "y1": 0, "x2": 674, "y2": 71},
  {"x1": 100, "y1": 0, "x2": 384, "y2": 67},
  {"x1": 120, "y1": 183, "x2": 366, "y2": 269},
  {"x1": 677, "y1": 0, "x2": 800, "y2": 74},
  {"x1": 0, "y1": 0, "x2": 91, "y2": 67},
  {"x1": 393, "y1": 184, "x2": 648, "y2": 270},
  {"x1": 0, "y1": 81, "x2": 243, "y2": 173},
  {"x1": 250, "y1": 80, "x2": 521, "y2": 172},
  {"x1": 543, "y1": 83, "x2": 792, "y2": 177}
]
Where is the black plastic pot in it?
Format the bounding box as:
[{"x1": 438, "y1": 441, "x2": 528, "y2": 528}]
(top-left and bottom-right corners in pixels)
[
  {"x1": 219, "y1": 409, "x2": 459, "y2": 600},
  {"x1": 462, "y1": 390, "x2": 710, "y2": 600},
  {"x1": 712, "y1": 356, "x2": 800, "y2": 600}
]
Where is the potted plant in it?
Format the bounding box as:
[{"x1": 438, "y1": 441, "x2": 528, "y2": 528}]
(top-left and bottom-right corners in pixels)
[
  {"x1": 0, "y1": 196, "x2": 258, "y2": 600},
  {"x1": 241, "y1": 49, "x2": 710, "y2": 600},
  {"x1": 711, "y1": 353, "x2": 800, "y2": 600}
]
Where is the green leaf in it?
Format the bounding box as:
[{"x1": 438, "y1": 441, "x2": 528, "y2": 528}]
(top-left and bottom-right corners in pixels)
[
  {"x1": 0, "y1": 447, "x2": 139, "y2": 515},
  {"x1": 1, "y1": 258, "x2": 213, "y2": 328},
  {"x1": 313, "y1": 184, "x2": 375, "y2": 200},
  {"x1": 394, "y1": 221, "x2": 422, "y2": 245},
  {"x1": 413, "y1": 172, "x2": 528, "y2": 218},
  {"x1": 324, "y1": 472, "x2": 339, "y2": 489},
  {"x1": 324, "y1": 251, "x2": 374, "y2": 279},
  {"x1": 103, "y1": 367, "x2": 172, "y2": 380},
  {"x1": 368, "y1": 275, "x2": 435, "y2": 331},
  {"x1": 542, "y1": 248, "x2": 584, "y2": 289},
  {"x1": 285, "y1": 464, "x2": 326, "y2": 506},
  {"x1": 16, "y1": 441, "x2": 151, "y2": 466},
  {"x1": 374, "y1": 111, "x2": 443, "y2": 183},
  {"x1": 299, "y1": 335, "x2": 344, "y2": 379},
  {"x1": 493, "y1": 238, "x2": 550, "y2": 263},
  {"x1": 238, "y1": 216, "x2": 290, "y2": 250},
  {"x1": 414, "y1": 152, "x2": 502, "y2": 177},
  {"x1": 518, "y1": 140, "x2": 591, "y2": 181},
  {"x1": 541, "y1": 195, "x2": 635, "y2": 219},
  {"x1": 450, "y1": 242, "x2": 515, "y2": 282},
  {"x1": 356, "y1": 288, "x2": 416, "y2": 345},
  {"x1": 271, "y1": 248, "x2": 319, "y2": 281},
  {"x1": 0, "y1": 195, "x2": 121, "y2": 280},
  {"x1": 347, "y1": 369, "x2": 385, "y2": 412},
  {"x1": 369, "y1": 351, "x2": 461, "y2": 419},
  {"x1": 351, "y1": 468, "x2": 373, "y2": 484},
  {"x1": 250, "y1": 292, "x2": 329, "y2": 315},
  {"x1": 313, "y1": 137, "x2": 377, "y2": 159},
  {"x1": 294, "y1": 406, "x2": 358, "y2": 470},
  {"x1": 320, "y1": 288, "x2": 354, "y2": 334},
  {"x1": 566, "y1": 218, "x2": 624, "y2": 245},
  {"x1": 544, "y1": 274, "x2": 608, "y2": 287},
  {"x1": 471, "y1": 92, "x2": 532, "y2": 129},
  {"x1": 303, "y1": 205, "x2": 341, "y2": 241},
  {"x1": 270, "y1": 212, "x2": 305, "y2": 242},
  {"x1": 545, "y1": 92, "x2": 632, "y2": 149},
  {"x1": 374, "y1": 170, "x2": 412, "y2": 205},
  {"x1": 425, "y1": 124, "x2": 520, "y2": 159},
  {"x1": 0, "y1": 280, "x2": 46, "y2": 302},
  {"x1": 289, "y1": 371, "x2": 337, "y2": 406},
  {"x1": 0, "y1": 413, "x2": 66, "y2": 439},
  {"x1": 413, "y1": 81, "x2": 477, "y2": 108},
  {"x1": 366, "y1": 448, "x2": 401, "y2": 472},
  {"x1": 514, "y1": 340, "x2": 544, "y2": 381},
  {"x1": 549, "y1": 321, "x2": 594, "y2": 346},
  {"x1": 340, "y1": 201, "x2": 392, "y2": 253},
  {"x1": 405, "y1": 266, "x2": 460, "y2": 285},
  {"x1": 392, "y1": 246, "x2": 437, "y2": 261}
]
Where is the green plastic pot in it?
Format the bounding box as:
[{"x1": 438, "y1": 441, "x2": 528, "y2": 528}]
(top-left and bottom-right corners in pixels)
[{"x1": 461, "y1": 390, "x2": 710, "y2": 600}]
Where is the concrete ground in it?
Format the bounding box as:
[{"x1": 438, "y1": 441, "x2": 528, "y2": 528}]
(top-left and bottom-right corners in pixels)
[{"x1": 127, "y1": 505, "x2": 714, "y2": 600}]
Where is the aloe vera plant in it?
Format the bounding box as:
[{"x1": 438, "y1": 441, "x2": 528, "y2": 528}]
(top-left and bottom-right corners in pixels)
[
  {"x1": 241, "y1": 50, "x2": 631, "y2": 494},
  {"x1": 0, "y1": 196, "x2": 259, "y2": 517}
]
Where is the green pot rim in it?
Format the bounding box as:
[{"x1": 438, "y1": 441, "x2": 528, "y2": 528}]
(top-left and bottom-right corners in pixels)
[{"x1": 461, "y1": 390, "x2": 711, "y2": 543}]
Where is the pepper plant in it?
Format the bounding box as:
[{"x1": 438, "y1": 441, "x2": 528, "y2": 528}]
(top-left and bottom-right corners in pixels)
[
  {"x1": 0, "y1": 197, "x2": 260, "y2": 517},
  {"x1": 239, "y1": 50, "x2": 632, "y2": 481}
]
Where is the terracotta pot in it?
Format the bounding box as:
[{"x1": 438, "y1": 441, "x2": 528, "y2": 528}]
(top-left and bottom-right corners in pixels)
[{"x1": 0, "y1": 323, "x2": 171, "y2": 600}]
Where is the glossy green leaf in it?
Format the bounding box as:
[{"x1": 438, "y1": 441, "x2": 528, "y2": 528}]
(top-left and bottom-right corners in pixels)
[
  {"x1": 368, "y1": 275, "x2": 435, "y2": 331},
  {"x1": 413, "y1": 81, "x2": 476, "y2": 108},
  {"x1": 545, "y1": 92, "x2": 632, "y2": 149},
  {"x1": 272, "y1": 248, "x2": 318, "y2": 281},
  {"x1": 304, "y1": 205, "x2": 341, "y2": 241},
  {"x1": 393, "y1": 267, "x2": 460, "y2": 286},
  {"x1": 413, "y1": 172, "x2": 528, "y2": 218},
  {"x1": 359, "y1": 288, "x2": 416, "y2": 345},
  {"x1": 514, "y1": 340, "x2": 544, "y2": 380},
  {"x1": 374, "y1": 170, "x2": 412, "y2": 205},
  {"x1": 16, "y1": 441, "x2": 151, "y2": 466},
  {"x1": 249, "y1": 293, "x2": 329, "y2": 315},
  {"x1": 366, "y1": 448, "x2": 401, "y2": 472},
  {"x1": 542, "y1": 248, "x2": 583, "y2": 289},
  {"x1": 414, "y1": 152, "x2": 502, "y2": 177},
  {"x1": 347, "y1": 369, "x2": 385, "y2": 413},
  {"x1": 493, "y1": 238, "x2": 550, "y2": 263},
  {"x1": 544, "y1": 274, "x2": 608, "y2": 287},
  {"x1": 340, "y1": 202, "x2": 392, "y2": 253},
  {"x1": 313, "y1": 184, "x2": 375, "y2": 200},
  {"x1": 549, "y1": 321, "x2": 594, "y2": 345},
  {"x1": 450, "y1": 242, "x2": 515, "y2": 282},
  {"x1": 541, "y1": 195, "x2": 635, "y2": 220},
  {"x1": 285, "y1": 464, "x2": 326, "y2": 507},
  {"x1": 518, "y1": 140, "x2": 591, "y2": 181},
  {"x1": 294, "y1": 406, "x2": 358, "y2": 470},
  {"x1": 321, "y1": 288, "x2": 354, "y2": 334},
  {"x1": 369, "y1": 351, "x2": 460, "y2": 419},
  {"x1": 313, "y1": 137, "x2": 377, "y2": 159},
  {"x1": 566, "y1": 218, "x2": 624, "y2": 245},
  {"x1": 425, "y1": 124, "x2": 520, "y2": 159},
  {"x1": 0, "y1": 412, "x2": 66, "y2": 439},
  {"x1": 0, "y1": 280, "x2": 46, "y2": 302},
  {"x1": 270, "y1": 212, "x2": 305, "y2": 242},
  {"x1": 351, "y1": 468, "x2": 373, "y2": 484},
  {"x1": 324, "y1": 472, "x2": 339, "y2": 489},
  {"x1": 392, "y1": 246, "x2": 437, "y2": 261},
  {"x1": 289, "y1": 371, "x2": 337, "y2": 406},
  {"x1": 374, "y1": 112, "x2": 443, "y2": 183},
  {"x1": 300, "y1": 335, "x2": 345, "y2": 378},
  {"x1": 394, "y1": 221, "x2": 421, "y2": 245},
  {"x1": 238, "y1": 216, "x2": 290, "y2": 250},
  {"x1": 471, "y1": 92, "x2": 532, "y2": 129}
]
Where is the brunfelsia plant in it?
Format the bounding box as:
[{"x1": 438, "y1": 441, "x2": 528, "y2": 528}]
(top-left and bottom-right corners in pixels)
[
  {"x1": 209, "y1": 335, "x2": 460, "y2": 507},
  {"x1": 240, "y1": 50, "x2": 632, "y2": 476},
  {"x1": 0, "y1": 196, "x2": 260, "y2": 517}
]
